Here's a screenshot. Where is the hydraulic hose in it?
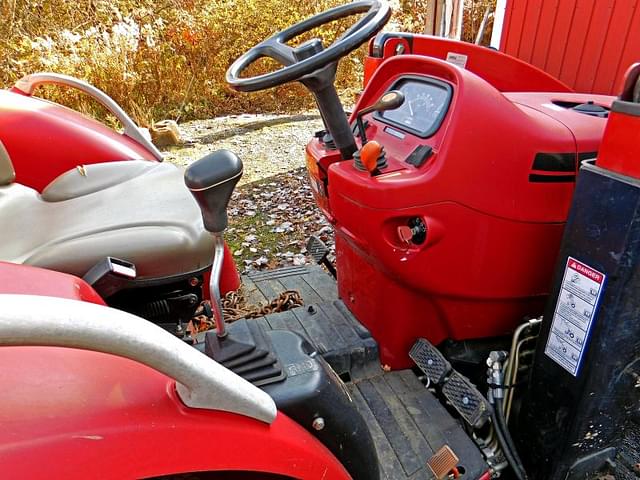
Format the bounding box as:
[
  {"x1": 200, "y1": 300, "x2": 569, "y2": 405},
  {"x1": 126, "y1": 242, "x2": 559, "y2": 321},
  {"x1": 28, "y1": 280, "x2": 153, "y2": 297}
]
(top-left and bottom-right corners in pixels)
[
  {"x1": 493, "y1": 397, "x2": 528, "y2": 480},
  {"x1": 504, "y1": 318, "x2": 542, "y2": 422}
]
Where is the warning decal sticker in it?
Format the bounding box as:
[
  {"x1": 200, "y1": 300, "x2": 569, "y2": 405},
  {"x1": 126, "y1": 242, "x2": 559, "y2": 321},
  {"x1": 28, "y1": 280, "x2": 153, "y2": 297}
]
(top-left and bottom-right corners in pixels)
[
  {"x1": 446, "y1": 52, "x2": 468, "y2": 69},
  {"x1": 545, "y1": 257, "x2": 606, "y2": 376}
]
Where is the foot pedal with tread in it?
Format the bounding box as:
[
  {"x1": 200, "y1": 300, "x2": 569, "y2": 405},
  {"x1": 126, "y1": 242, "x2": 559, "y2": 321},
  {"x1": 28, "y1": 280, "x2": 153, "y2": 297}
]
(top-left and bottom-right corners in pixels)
[
  {"x1": 409, "y1": 338, "x2": 452, "y2": 385},
  {"x1": 306, "y1": 235, "x2": 336, "y2": 278},
  {"x1": 441, "y1": 370, "x2": 492, "y2": 428},
  {"x1": 427, "y1": 445, "x2": 460, "y2": 480},
  {"x1": 411, "y1": 338, "x2": 492, "y2": 429}
]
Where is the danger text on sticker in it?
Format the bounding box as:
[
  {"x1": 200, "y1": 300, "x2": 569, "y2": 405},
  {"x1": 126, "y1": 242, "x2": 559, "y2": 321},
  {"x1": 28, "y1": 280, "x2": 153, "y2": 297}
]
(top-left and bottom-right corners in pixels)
[{"x1": 568, "y1": 259, "x2": 604, "y2": 283}]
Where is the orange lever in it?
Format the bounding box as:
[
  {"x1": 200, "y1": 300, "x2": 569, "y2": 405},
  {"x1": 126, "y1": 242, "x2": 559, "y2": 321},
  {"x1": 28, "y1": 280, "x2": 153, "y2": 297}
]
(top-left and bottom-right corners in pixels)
[{"x1": 360, "y1": 141, "x2": 383, "y2": 174}]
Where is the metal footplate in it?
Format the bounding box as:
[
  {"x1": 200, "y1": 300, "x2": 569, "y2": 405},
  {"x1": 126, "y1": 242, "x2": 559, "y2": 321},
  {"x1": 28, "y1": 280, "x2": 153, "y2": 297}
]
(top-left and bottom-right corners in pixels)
[
  {"x1": 427, "y1": 445, "x2": 460, "y2": 480},
  {"x1": 410, "y1": 338, "x2": 491, "y2": 429},
  {"x1": 409, "y1": 337, "x2": 452, "y2": 384}
]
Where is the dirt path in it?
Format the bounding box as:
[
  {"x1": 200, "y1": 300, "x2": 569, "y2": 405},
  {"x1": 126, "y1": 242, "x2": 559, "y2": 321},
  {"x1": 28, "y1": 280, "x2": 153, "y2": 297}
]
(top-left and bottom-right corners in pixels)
[{"x1": 164, "y1": 113, "x2": 324, "y2": 184}]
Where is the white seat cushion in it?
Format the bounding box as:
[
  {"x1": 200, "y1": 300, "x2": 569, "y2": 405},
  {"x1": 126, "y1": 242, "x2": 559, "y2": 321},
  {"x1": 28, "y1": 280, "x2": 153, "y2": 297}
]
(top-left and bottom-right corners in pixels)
[
  {"x1": 0, "y1": 161, "x2": 213, "y2": 279},
  {"x1": 41, "y1": 160, "x2": 157, "y2": 202}
]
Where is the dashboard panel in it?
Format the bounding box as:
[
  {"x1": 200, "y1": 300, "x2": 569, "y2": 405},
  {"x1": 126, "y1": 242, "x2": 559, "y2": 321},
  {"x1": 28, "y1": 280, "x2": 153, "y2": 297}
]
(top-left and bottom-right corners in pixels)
[{"x1": 375, "y1": 77, "x2": 452, "y2": 138}]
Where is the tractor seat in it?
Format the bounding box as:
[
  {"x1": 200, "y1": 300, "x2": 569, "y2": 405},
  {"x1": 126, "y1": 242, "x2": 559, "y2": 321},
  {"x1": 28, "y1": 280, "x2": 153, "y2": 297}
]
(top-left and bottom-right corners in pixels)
[{"x1": 0, "y1": 144, "x2": 213, "y2": 280}]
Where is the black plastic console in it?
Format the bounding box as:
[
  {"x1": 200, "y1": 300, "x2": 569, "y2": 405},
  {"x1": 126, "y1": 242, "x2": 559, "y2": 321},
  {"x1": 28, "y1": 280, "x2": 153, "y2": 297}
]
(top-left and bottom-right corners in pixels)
[{"x1": 262, "y1": 329, "x2": 379, "y2": 480}]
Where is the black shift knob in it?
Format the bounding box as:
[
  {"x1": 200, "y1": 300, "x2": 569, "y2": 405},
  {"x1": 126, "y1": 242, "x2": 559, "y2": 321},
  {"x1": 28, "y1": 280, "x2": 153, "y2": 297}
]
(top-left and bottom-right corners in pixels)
[{"x1": 184, "y1": 150, "x2": 243, "y2": 233}]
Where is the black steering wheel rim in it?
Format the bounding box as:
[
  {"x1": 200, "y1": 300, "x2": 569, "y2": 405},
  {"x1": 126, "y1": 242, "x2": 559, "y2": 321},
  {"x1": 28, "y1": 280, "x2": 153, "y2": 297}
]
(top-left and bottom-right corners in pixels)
[{"x1": 226, "y1": 0, "x2": 391, "y2": 92}]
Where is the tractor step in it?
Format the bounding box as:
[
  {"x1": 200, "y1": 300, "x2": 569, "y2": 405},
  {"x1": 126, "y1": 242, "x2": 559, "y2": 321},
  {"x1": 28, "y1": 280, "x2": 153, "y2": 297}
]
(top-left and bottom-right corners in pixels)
[
  {"x1": 244, "y1": 265, "x2": 379, "y2": 379},
  {"x1": 255, "y1": 299, "x2": 380, "y2": 380},
  {"x1": 411, "y1": 338, "x2": 492, "y2": 429},
  {"x1": 244, "y1": 264, "x2": 337, "y2": 304}
]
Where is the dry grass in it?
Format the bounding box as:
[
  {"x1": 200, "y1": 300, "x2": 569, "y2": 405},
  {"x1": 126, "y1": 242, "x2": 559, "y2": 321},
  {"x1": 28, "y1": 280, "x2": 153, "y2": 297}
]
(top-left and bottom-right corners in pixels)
[
  {"x1": 0, "y1": 0, "x2": 493, "y2": 124},
  {"x1": 0, "y1": 0, "x2": 371, "y2": 124}
]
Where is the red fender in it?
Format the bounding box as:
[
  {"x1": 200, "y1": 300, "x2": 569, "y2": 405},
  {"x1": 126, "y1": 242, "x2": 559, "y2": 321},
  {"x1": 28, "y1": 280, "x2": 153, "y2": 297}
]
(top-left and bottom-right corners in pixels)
[
  {"x1": 0, "y1": 346, "x2": 351, "y2": 479},
  {"x1": 0, "y1": 261, "x2": 105, "y2": 304}
]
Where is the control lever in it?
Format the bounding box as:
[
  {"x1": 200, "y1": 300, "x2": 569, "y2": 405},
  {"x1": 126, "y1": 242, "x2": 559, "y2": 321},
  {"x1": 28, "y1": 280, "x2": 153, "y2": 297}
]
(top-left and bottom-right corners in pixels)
[
  {"x1": 185, "y1": 150, "x2": 243, "y2": 338},
  {"x1": 185, "y1": 150, "x2": 286, "y2": 386},
  {"x1": 355, "y1": 90, "x2": 404, "y2": 145}
]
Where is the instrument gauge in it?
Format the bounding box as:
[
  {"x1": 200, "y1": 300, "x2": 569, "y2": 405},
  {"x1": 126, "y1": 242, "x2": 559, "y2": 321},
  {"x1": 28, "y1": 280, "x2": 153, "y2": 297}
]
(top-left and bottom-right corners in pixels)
[{"x1": 376, "y1": 77, "x2": 452, "y2": 138}]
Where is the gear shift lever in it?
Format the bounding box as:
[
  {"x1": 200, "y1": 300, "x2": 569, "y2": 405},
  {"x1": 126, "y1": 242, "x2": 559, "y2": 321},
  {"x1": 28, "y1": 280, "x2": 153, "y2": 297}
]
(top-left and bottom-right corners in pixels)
[
  {"x1": 185, "y1": 150, "x2": 286, "y2": 386},
  {"x1": 185, "y1": 150, "x2": 243, "y2": 338}
]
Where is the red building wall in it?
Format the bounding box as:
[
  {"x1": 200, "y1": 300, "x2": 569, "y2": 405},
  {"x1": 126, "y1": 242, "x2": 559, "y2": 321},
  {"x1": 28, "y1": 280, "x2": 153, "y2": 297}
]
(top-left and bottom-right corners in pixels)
[{"x1": 500, "y1": 0, "x2": 640, "y2": 94}]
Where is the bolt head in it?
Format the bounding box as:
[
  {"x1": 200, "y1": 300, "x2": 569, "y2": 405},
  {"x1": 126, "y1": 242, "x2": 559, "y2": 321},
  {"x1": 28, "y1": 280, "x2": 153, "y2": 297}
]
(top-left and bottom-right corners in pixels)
[{"x1": 312, "y1": 417, "x2": 325, "y2": 431}]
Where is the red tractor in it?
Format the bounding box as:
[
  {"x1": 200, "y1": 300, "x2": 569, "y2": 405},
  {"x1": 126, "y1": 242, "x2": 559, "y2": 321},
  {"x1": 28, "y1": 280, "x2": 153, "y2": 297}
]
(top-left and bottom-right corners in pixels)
[{"x1": 1, "y1": 2, "x2": 639, "y2": 479}]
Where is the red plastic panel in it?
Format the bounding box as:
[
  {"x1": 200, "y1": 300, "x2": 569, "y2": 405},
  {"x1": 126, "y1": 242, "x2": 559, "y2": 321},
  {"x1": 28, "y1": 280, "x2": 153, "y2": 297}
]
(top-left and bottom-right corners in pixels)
[
  {"x1": 501, "y1": 0, "x2": 640, "y2": 95},
  {"x1": 364, "y1": 34, "x2": 572, "y2": 92},
  {"x1": 0, "y1": 90, "x2": 157, "y2": 191},
  {"x1": 309, "y1": 54, "x2": 611, "y2": 366},
  {"x1": 0, "y1": 346, "x2": 350, "y2": 479},
  {"x1": 504, "y1": 91, "x2": 613, "y2": 154},
  {"x1": 597, "y1": 109, "x2": 640, "y2": 179},
  {"x1": 0, "y1": 261, "x2": 105, "y2": 304}
]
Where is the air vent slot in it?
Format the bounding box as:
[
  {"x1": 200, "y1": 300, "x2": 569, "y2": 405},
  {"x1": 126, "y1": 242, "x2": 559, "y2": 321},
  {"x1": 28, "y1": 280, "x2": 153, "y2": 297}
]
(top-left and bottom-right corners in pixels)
[{"x1": 552, "y1": 100, "x2": 609, "y2": 118}]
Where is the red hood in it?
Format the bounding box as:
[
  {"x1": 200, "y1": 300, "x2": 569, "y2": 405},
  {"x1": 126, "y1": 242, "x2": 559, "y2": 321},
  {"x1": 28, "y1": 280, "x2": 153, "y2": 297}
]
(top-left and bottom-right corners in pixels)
[{"x1": 505, "y1": 92, "x2": 614, "y2": 153}]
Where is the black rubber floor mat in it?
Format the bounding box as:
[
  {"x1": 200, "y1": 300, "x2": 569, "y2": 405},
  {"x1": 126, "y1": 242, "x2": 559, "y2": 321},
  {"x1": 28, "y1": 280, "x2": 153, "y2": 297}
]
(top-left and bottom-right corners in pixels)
[{"x1": 348, "y1": 370, "x2": 488, "y2": 480}]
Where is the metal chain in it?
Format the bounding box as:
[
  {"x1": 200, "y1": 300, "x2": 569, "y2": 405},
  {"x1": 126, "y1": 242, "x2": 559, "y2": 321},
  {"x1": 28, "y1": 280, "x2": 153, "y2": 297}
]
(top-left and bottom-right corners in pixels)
[{"x1": 189, "y1": 288, "x2": 304, "y2": 333}]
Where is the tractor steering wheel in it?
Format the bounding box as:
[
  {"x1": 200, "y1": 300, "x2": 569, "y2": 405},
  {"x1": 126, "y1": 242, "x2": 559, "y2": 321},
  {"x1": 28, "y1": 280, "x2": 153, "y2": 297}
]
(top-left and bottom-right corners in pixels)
[{"x1": 226, "y1": 0, "x2": 391, "y2": 92}]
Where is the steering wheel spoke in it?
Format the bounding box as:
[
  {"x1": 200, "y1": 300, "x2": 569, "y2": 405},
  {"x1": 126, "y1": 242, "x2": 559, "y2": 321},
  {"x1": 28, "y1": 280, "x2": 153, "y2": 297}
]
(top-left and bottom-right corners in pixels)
[{"x1": 259, "y1": 39, "x2": 298, "y2": 67}]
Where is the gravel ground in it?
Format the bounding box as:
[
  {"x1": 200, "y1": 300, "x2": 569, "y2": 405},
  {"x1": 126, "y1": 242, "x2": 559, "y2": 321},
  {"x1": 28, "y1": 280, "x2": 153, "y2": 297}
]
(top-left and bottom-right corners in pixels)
[
  {"x1": 164, "y1": 113, "x2": 324, "y2": 184},
  {"x1": 164, "y1": 113, "x2": 336, "y2": 272}
]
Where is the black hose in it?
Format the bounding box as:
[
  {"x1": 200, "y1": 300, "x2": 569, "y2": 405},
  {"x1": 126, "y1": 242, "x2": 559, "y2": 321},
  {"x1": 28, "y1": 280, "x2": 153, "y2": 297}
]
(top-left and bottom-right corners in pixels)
[
  {"x1": 495, "y1": 397, "x2": 528, "y2": 476},
  {"x1": 491, "y1": 397, "x2": 529, "y2": 480}
]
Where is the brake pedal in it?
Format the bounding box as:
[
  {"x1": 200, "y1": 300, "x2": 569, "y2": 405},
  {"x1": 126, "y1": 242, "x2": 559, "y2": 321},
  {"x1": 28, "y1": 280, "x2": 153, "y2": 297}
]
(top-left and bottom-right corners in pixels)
[
  {"x1": 427, "y1": 445, "x2": 460, "y2": 480},
  {"x1": 409, "y1": 338, "x2": 452, "y2": 385},
  {"x1": 441, "y1": 370, "x2": 492, "y2": 428},
  {"x1": 306, "y1": 235, "x2": 336, "y2": 278}
]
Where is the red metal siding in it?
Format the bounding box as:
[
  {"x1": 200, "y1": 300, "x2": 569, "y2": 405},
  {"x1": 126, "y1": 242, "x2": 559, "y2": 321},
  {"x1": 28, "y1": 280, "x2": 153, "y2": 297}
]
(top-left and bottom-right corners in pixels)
[{"x1": 500, "y1": 0, "x2": 640, "y2": 94}]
